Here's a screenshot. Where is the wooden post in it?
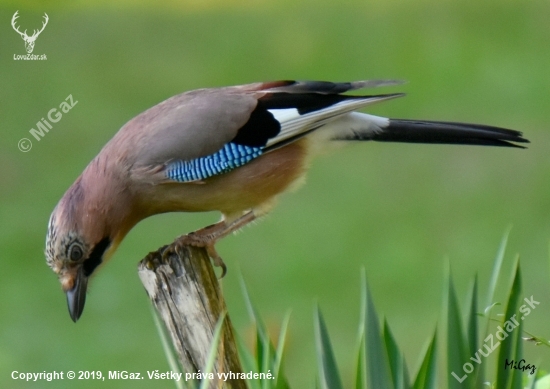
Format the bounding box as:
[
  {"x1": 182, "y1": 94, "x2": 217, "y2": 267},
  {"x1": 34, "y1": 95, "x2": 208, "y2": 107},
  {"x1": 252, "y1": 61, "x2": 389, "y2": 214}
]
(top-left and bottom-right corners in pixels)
[{"x1": 138, "y1": 243, "x2": 246, "y2": 389}]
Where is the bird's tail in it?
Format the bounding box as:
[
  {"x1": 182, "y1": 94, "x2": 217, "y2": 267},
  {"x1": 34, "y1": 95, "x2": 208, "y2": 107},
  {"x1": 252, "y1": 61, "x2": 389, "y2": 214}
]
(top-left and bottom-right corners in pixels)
[{"x1": 329, "y1": 112, "x2": 529, "y2": 148}]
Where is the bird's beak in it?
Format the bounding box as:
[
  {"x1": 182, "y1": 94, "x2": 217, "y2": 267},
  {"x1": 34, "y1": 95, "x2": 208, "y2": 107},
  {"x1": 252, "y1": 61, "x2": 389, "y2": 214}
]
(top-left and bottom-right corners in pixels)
[{"x1": 65, "y1": 268, "x2": 88, "y2": 322}]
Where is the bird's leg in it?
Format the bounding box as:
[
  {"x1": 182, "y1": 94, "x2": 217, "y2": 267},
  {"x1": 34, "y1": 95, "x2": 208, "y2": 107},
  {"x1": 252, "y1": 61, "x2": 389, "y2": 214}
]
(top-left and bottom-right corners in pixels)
[{"x1": 175, "y1": 211, "x2": 257, "y2": 277}]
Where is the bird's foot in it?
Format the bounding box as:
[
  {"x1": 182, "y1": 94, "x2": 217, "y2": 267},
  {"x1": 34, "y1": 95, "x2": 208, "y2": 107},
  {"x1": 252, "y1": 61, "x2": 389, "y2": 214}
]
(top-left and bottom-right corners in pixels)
[
  {"x1": 174, "y1": 211, "x2": 257, "y2": 278},
  {"x1": 174, "y1": 232, "x2": 227, "y2": 278}
]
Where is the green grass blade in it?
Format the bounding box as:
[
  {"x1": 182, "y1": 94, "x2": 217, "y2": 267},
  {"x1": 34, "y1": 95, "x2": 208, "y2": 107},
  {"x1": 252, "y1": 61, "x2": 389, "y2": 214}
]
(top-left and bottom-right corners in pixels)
[
  {"x1": 446, "y1": 271, "x2": 470, "y2": 389},
  {"x1": 235, "y1": 333, "x2": 255, "y2": 371},
  {"x1": 467, "y1": 275, "x2": 483, "y2": 388},
  {"x1": 273, "y1": 311, "x2": 292, "y2": 389},
  {"x1": 495, "y1": 259, "x2": 522, "y2": 389},
  {"x1": 261, "y1": 325, "x2": 272, "y2": 389},
  {"x1": 240, "y1": 274, "x2": 278, "y2": 386},
  {"x1": 383, "y1": 320, "x2": 408, "y2": 389},
  {"x1": 240, "y1": 276, "x2": 269, "y2": 346},
  {"x1": 412, "y1": 330, "x2": 437, "y2": 389},
  {"x1": 486, "y1": 228, "x2": 511, "y2": 310},
  {"x1": 510, "y1": 314, "x2": 523, "y2": 389},
  {"x1": 150, "y1": 306, "x2": 187, "y2": 389},
  {"x1": 198, "y1": 311, "x2": 227, "y2": 389},
  {"x1": 467, "y1": 275, "x2": 479, "y2": 357},
  {"x1": 354, "y1": 269, "x2": 368, "y2": 389},
  {"x1": 314, "y1": 304, "x2": 344, "y2": 389},
  {"x1": 256, "y1": 330, "x2": 265, "y2": 374},
  {"x1": 235, "y1": 333, "x2": 262, "y2": 389},
  {"x1": 364, "y1": 284, "x2": 394, "y2": 389},
  {"x1": 402, "y1": 360, "x2": 411, "y2": 389},
  {"x1": 358, "y1": 269, "x2": 367, "y2": 341},
  {"x1": 355, "y1": 331, "x2": 366, "y2": 389}
]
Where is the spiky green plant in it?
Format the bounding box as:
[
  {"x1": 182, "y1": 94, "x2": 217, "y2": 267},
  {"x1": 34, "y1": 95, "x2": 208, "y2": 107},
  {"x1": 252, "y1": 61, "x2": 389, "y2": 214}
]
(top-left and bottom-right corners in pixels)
[{"x1": 156, "y1": 232, "x2": 550, "y2": 388}]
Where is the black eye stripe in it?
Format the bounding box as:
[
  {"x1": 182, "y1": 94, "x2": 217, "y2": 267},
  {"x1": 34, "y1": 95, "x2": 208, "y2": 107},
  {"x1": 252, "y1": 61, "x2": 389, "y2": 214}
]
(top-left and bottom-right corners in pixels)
[{"x1": 83, "y1": 237, "x2": 111, "y2": 277}]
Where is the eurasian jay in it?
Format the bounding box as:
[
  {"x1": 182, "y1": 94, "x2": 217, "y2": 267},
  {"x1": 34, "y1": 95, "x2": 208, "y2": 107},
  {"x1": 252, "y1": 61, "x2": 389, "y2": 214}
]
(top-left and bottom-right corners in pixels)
[{"x1": 45, "y1": 80, "x2": 528, "y2": 322}]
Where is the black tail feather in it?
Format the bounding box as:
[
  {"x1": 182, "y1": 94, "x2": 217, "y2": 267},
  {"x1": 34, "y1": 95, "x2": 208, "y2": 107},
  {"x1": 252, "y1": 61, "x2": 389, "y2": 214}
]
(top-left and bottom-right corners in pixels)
[{"x1": 373, "y1": 119, "x2": 529, "y2": 148}]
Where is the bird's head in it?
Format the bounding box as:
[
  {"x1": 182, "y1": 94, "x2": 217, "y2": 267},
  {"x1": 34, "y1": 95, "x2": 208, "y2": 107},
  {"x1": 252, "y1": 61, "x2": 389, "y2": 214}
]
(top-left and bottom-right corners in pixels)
[{"x1": 45, "y1": 177, "x2": 123, "y2": 322}]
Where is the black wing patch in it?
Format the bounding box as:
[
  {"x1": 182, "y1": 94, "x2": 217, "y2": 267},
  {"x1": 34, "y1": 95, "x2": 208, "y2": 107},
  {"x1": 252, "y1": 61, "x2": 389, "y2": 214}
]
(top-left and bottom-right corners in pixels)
[
  {"x1": 230, "y1": 92, "x2": 367, "y2": 148},
  {"x1": 230, "y1": 101, "x2": 281, "y2": 147},
  {"x1": 165, "y1": 92, "x2": 385, "y2": 182}
]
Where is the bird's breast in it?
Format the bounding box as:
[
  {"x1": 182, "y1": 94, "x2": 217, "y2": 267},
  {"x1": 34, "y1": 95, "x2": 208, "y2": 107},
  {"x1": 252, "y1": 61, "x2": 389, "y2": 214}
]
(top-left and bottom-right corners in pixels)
[{"x1": 143, "y1": 139, "x2": 309, "y2": 216}]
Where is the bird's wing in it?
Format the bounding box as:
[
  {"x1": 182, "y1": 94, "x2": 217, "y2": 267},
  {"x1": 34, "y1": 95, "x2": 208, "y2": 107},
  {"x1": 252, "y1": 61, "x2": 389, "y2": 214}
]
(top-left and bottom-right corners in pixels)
[{"x1": 128, "y1": 80, "x2": 402, "y2": 183}]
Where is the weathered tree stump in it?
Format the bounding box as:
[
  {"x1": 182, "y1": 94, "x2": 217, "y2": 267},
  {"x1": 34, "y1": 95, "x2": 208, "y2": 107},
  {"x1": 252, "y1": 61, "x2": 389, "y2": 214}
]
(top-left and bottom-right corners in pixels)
[{"x1": 138, "y1": 243, "x2": 246, "y2": 389}]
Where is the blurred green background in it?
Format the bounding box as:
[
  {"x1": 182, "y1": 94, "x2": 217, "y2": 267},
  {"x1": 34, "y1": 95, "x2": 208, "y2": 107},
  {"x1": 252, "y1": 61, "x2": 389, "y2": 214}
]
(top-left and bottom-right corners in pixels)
[{"x1": 1, "y1": 1, "x2": 549, "y2": 387}]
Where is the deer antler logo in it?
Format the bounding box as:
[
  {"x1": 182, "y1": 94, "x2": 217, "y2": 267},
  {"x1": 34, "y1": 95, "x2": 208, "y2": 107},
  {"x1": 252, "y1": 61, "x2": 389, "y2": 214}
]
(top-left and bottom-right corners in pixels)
[{"x1": 11, "y1": 11, "x2": 49, "y2": 54}]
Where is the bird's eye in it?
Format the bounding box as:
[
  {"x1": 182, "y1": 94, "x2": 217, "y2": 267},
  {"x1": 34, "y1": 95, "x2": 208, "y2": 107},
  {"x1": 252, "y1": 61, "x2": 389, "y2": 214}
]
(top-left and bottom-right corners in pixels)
[{"x1": 68, "y1": 243, "x2": 84, "y2": 261}]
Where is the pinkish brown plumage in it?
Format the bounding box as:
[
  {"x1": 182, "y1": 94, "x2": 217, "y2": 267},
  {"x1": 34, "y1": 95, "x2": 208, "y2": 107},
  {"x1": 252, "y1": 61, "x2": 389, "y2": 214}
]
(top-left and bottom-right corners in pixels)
[{"x1": 45, "y1": 79, "x2": 528, "y2": 321}]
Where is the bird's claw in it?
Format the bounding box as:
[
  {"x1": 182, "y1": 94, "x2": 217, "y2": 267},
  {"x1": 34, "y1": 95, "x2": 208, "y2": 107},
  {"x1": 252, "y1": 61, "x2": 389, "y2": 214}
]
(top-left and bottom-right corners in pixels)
[
  {"x1": 206, "y1": 244, "x2": 227, "y2": 278},
  {"x1": 175, "y1": 234, "x2": 228, "y2": 278}
]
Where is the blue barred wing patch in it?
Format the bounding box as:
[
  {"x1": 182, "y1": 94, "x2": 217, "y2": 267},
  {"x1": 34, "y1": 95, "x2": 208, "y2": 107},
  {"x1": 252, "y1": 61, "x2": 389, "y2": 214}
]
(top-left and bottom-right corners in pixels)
[{"x1": 165, "y1": 143, "x2": 263, "y2": 182}]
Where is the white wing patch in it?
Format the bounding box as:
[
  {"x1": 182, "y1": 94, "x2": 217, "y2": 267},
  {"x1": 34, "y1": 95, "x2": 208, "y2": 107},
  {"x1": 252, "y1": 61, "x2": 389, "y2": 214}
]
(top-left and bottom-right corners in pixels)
[
  {"x1": 268, "y1": 108, "x2": 300, "y2": 123},
  {"x1": 265, "y1": 95, "x2": 400, "y2": 148}
]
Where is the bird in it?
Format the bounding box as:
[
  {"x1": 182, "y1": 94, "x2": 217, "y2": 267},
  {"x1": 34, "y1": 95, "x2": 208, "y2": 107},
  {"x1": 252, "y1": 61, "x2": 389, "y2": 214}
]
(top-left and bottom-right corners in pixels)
[{"x1": 45, "y1": 79, "x2": 528, "y2": 322}]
